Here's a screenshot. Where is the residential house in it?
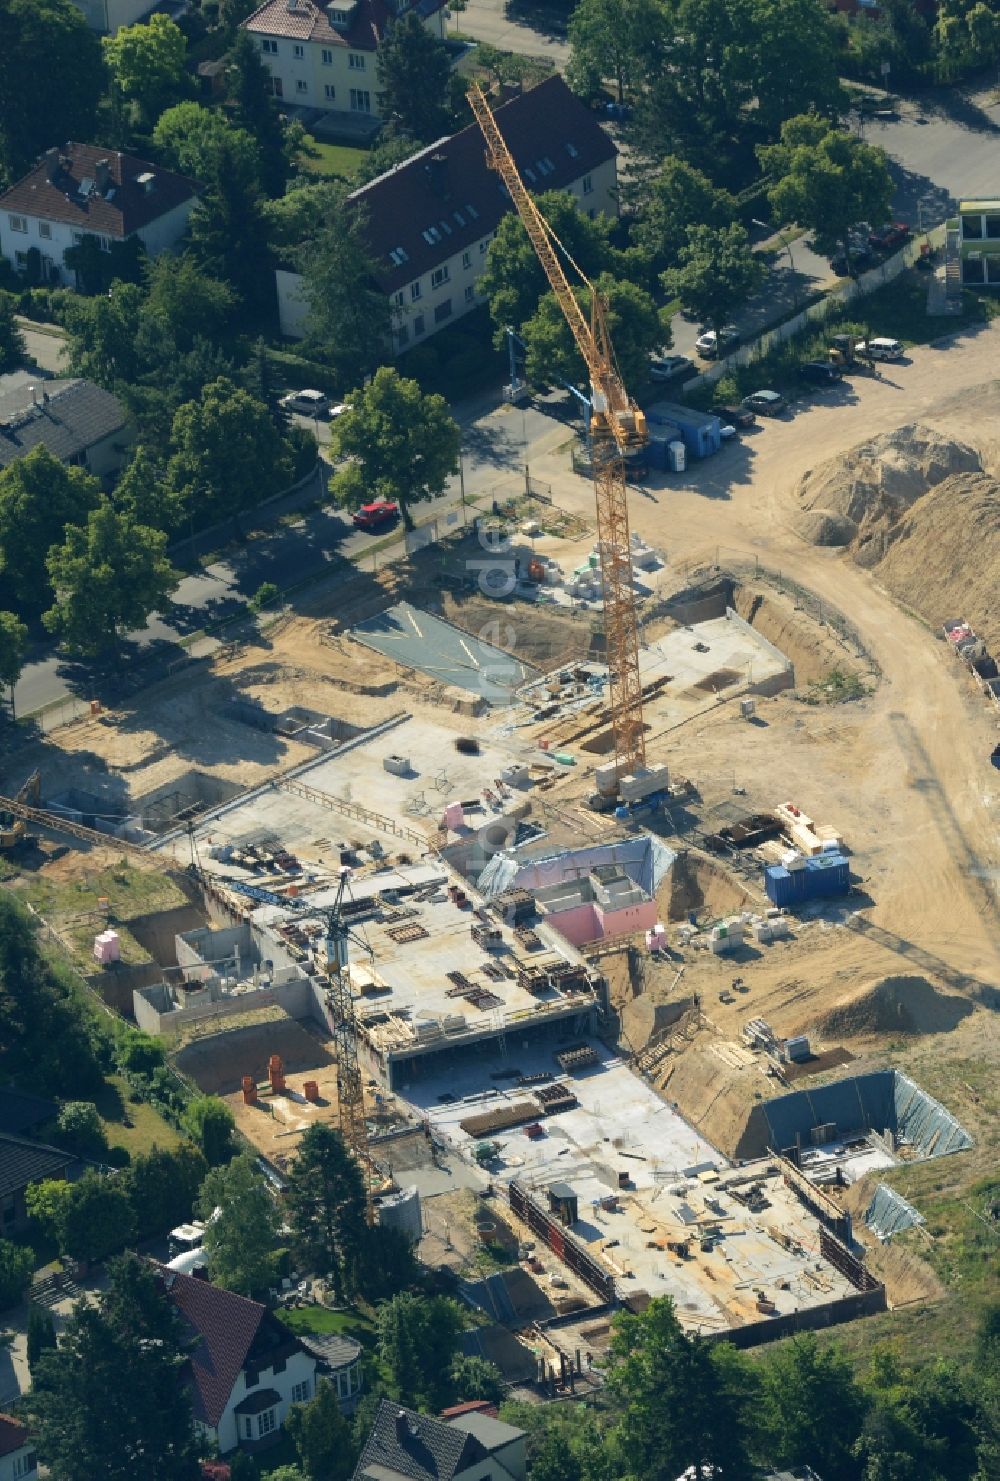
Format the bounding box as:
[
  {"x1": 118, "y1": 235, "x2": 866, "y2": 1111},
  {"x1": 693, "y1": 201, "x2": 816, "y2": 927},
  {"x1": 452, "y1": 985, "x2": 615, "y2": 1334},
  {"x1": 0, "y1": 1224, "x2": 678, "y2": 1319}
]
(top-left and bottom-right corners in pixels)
[
  {"x1": 0, "y1": 143, "x2": 198, "y2": 288},
  {"x1": 0, "y1": 1416, "x2": 37, "y2": 1481},
  {"x1": 296, "y1": 1332, "x2": 364, "y2": 1410},
  {"x1": 354, "y1": 1399, "x2": 526, "y2": 1481},
  {"x1": 69, "y1": 0, "x2": 156, "y2": 32},
  {"x1": 0, "y1": 1090, "x2": 59, "y2": 1140},
  {"x1": 276, "y1": 75, "x2": 618, "y2": 351},
  {"x1": 0, "y1": 1131, "x2": 78, "y2": 1235},
  {"x1": 0, "y1": 374, "x2": 131, "y2": 482},
  {"x1": 957, "y1": 197, "x2": 1000, "y2": 286},
  {"x1": 157, "y1": 1265, "x2": 318, "y2": 1456},
  {"x1": 242, "y1": 0, "x2": 447, "y2": 125}
]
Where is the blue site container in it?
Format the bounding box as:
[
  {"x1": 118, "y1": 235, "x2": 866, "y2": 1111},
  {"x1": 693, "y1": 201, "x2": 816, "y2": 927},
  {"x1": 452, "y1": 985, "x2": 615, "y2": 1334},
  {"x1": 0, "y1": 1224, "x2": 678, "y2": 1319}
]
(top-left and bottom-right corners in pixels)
[
  {"x1": 647, "y1": 401, "x2": 721, "y2": 460},
  {"x1": 765, "y1": 853, "x2": 850, "y2": 908}
]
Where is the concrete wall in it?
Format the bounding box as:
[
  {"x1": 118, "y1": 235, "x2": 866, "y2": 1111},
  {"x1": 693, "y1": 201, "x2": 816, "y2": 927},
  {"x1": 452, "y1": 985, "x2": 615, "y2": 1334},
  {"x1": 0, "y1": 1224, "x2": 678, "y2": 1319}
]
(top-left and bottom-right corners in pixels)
[
  {"x1": 724, "y1": 607, "x2": 795, "y2": 695},
  {"x1": 135, "y1": 972, "x2": 314, "y2": 1039},
  {"x1": 702, "y1": 1285, "x2": 887, "y2": 1349}
]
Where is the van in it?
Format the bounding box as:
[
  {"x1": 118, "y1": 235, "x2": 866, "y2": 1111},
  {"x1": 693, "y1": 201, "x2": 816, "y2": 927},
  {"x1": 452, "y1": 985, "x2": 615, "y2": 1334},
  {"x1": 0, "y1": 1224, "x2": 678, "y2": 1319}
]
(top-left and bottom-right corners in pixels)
[
  {"x1": 859, "y1": 337, "x2": 903, "y2": 361},
  {"x1": 280, "y1": 388, "x2": 331, "y2": 417}
]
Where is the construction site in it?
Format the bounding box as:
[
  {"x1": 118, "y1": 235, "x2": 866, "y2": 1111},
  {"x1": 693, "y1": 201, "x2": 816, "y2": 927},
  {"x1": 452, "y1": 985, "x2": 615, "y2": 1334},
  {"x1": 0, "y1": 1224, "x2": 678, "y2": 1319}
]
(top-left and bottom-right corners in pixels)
[{"x1": 1, "y1": 94, "x2": 997, "y2": 1372}]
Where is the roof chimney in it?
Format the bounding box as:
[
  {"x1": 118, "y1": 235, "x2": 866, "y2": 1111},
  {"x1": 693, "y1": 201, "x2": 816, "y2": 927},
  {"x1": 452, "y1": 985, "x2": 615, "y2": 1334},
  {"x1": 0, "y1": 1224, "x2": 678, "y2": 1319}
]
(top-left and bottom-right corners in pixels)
[
  {"x1": 44, "y1": 148, "x2": 60, "y2": 182},
  {"x1": 95, "y1": 158, "x2": 111, "y2": 195},
  {"x1": 136, "y1": 171, "x2": 155, "y2": 195},
  {"x1": 425, "y1": 152, "x2": 449, "y2": 198},
  {"x1": 395, "y1": 1411, "x2": 409, "y2": 1443}
]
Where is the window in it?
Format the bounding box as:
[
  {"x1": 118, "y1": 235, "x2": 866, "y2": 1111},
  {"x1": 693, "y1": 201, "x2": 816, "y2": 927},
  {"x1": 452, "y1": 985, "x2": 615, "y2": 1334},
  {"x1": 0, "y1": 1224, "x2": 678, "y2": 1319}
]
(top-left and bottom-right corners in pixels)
[
  {"x1": 582, "y1": 174, "x2": 593, "y2": 195},
  {"x1": 565, "y1": 141, "x2": 579, "y2": 158},
  {"x1": 434, "y1": 299, "x2": 452, "y2": 323},
  {"x1": 392, "y1": 290, "x2": 404, "y2": 307},
  {"x1": 464, "y1": 285, "x2": 475, "y2": 303},
  {"x1": 462, "y1": 250, "x2": 472, "y2": 269},
  {"x1": 14, "y1": 251, "x2": 27, "y2": 269},
  {"x1": 38, "y1": 222, "x2": 52, "y2": 240},
  {"x1": 963, "y1": 256, "x2": 985, "y2": 283},
  {"x1": 296, "y1": 79, "x2": 308, "y2": 93},
  {"x1": 410, "y1": 280, "x2": 422, "y2": 301},
  {"x1": 350, "y1": 88, "x2": 371, "y2": 112},
  {"x1": 8, "y1": 215, "x2": 27, "y2": 233},
  {"x1": 431, "y1": 265, "x2": 449, "y2": 287},
  {"x1": 261, "y1": 37, "x2": 278, "y2": 53},
  {"x1": 466, "y1": 202, "x2": 479, "y2": 219},
  {"x1": 294, "y1": 42, "x2": 304, "y2": 56},
  {"x1": 322, "y1": 47, "x2": 334, "y2": 63},
  {"x1": 453, "y1": 209, "x2": 466, "y2": 226},
  {"x1": 479, "y1": 235, "x2": 492, "y2": 254},
  {"x1": 962, "y1": 214, "x2": 983, "y2": 239},
  {"x1": 291, "y1": 1380, "x2": 311, "y2": 1403},
  {"x1": 348, "y1": 52, "x2": 365, "y2": 69},
  {"x1": 413, "y1": 313, "x2": 425, "y2": 336},
  {"x1": 523, "y1": 167, "x2": 537, "y2": 184},
  {"x1": 2, "y1": 1195, "x2": 16, "y2": 1228},
  {"x1": 325, "y1": 84, "x2": 336, "y2": 100},
  {"x1": 242, "y1": 1418, "x2": 253, "y2": 1441},
  {"x1": 13, "y1": 1454, "x2": 37, "y2": 1479},
  {"x1": 257, "y1": 1408, "x2": 277, "y2": 1439},
  {"x1": 421, "y1": 226, "x2": 442, "y2": 245},
  {"x1": 986, "y1": 215, "x2": 1000, "y2": 239}
]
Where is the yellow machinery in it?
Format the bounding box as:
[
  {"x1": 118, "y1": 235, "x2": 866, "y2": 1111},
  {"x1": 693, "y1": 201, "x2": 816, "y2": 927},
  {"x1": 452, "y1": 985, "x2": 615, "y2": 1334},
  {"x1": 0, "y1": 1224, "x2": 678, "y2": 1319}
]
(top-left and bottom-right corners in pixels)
[
  {"x1": 468, "y1": 84, "x2": 648, "y2": 780},
  {"x1": 0, "y1": 771, "x2": 41, "y2": 852}
]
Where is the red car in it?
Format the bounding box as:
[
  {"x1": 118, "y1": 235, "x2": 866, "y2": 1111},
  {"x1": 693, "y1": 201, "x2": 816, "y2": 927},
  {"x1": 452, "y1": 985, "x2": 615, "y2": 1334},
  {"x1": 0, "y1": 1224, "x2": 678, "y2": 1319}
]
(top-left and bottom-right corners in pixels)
[
  {"x1": 868, "y1": 221, "x2": 911, "y2": 252},
  {"x1": 352, "y1": 500, "x2": 400, "y2": 531}
]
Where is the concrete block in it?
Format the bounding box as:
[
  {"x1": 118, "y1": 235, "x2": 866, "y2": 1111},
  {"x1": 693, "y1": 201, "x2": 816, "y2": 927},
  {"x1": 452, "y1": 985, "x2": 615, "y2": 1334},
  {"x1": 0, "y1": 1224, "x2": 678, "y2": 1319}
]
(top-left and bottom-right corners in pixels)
[{"x1": 619, "y1": 765, "x2": 670, "y2": 803}]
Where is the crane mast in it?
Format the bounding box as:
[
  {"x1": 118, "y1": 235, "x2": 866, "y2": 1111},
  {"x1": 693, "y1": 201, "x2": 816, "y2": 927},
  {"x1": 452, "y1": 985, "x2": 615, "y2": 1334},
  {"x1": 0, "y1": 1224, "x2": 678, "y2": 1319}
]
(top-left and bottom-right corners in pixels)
[{"x1": 468, "y1": 83, "x2": 647, "y2": 777}]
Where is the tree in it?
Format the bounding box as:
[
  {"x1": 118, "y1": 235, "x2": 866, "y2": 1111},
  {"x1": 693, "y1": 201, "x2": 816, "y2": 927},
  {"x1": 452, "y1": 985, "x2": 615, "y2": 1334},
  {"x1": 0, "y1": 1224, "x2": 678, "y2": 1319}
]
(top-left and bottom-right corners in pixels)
[
  {"x1": 62, "y1": 234, "x2": 144, "y2": 297},
  {"x1": 26, "y1": 1304, "x2": 56, "y2": 1371},
  {"x1": 25, "y1": 1180, "x2": 73, "y2": 1243},
  {"x1": 451, "y1": 1354, "x2": 505, "y2": 1406},
  {"x1": 58, "y1": 1172, "x2": 137, "y2": 1267},
  {"x1": 103, "y1": 13, "x2": 188, "y2": 129},
  {"x1": 286, "y1": 1380, "x2": 355, "y2": 1481},
  {"x1": 376, "y1": 12, "x2": 452, "y2": 142},
  {"x1": 567, "y1": 0, "x2": 666, "y2": 104},
  {"x1": 479, "y1": 191, "x2": 619, "y2": 338},
  {"x1": 0, "y1": 296, "x2": 25, "y2": 374},
  {"x1": 183, "y1": 1095, "x2": 235, "y2": 1165},
  {"x1": 354, "y1": 132, "x2": 422, "y2": 185},
  {"x1": 56, "y1": 1102, "x2": 108, "y2": 1158},
  {"x1": 756, "y1": 1335, "x2": 867, "y2": 1481},
  {"x1": 473, "y1": 44, "x2": 532, "y2": 93},
  {"x1": 27, "y1": 1253, "x2": 200, "y2": 1481},
  {"x1": 0, "y1": 0, "x2": 104, "y2": 181},
  {"x1": 285, "y1": 1126, "x2": 366, "y2": 1300},
  {"x1": 0, "y1": 1238, "x2": 32, "y2": 1310},
  {"x1": 167, "y1": 377, "x2": 293, "y2": 524},
  {"x1": 289, "y1": 184, "x2": 392, "y2": 380},
  {"x1": 153, "y1": 103, "x2": 263, "y2": 194},
  {"x1": 0, "y1": 447, "x2": 100, "y2": 615},
  {"x1": 0, "y1": 611, "x2": 28, "y2": 716},
  {"x1": 229, "y1": 29, "x2": 297, "y2": 196},
  {"x1": 112, "y1": 446, "x2": 179, "y2": 533},
  {"x1": 122, "y1": 1144, "x2": 209, "y2": 1242},
  {"x1": 44, "y1": 499, "x2": 179, "y2": 655},
  {"x1": 606, "y1": 1297, "x2": 754, "y2": 1481},
  {"x1": 377, "y1": 1293, "x2": 464, "y2": 1410},
  {"x1": 228, "y1": 1453, "x2": 259, "y2": 1481},
  {"x1": 759, "y1": 115, "x2": 894, "y2": 267},
  {"x1": 198, "y1": 1153, "x2": 279, "y2": 1296},
  {"x1": 633, "y1": 158, "x2": 736, "y2": 273},
  {"x1": 522, "y1": 275, "x2": 667, "y2": 393},
  {"x1": 356, "y1": 1222, "x2": 419, "y2": 1300},
  {"x1": 62, "y1": 282, "x2": 145, "y2": 390},
  {"x1": 330, "y1": 368, "x2": 459, "y2": 530},
  {"x1": 663, "y1": 222, "x2": 766, "y2": 338},
  {"x1": 187, "y1": 129, "x2": 271, "y2": 315}
]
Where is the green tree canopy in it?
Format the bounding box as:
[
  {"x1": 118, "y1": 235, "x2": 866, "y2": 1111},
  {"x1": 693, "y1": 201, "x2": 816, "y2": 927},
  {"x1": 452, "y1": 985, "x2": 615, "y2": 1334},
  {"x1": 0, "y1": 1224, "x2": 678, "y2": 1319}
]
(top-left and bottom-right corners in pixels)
[
  {"x1": 759, "y1": 114, "x2": 894, "y2": 262},
  {"x1": 662, "y1": 221, "x2": 766, "y2": 336},
  {"x1": 166, "y1": 376, "x2": 293, "y2": 524},
  {"x1": 330, "y1": 367, "x2": 459, "y2": 530},
  {"x1": 451, "y1": 1354, "x2": 505, "y2": 1406},
  {"x1": 55, "y1": 1102, "x2": 107, "y2": 1158},
  {"x1": 567, "y1": 0, "x2": 666, "y2": 104},
  {"x1": 153, "y1": 103, "x2": 263, "y2": 194},
  {"x1": 0, "y1": 1238, "x2": 32, "y2": 1311},
  {"x1": 27, "y1": 1253, "x2": 200, "y2": 1481},
  {"x1": 63, "y1": 282, "x2": 145, "y2": 389},
  {"x1": 199, "y1": 1152, "x2": 280, "y2": 1296},
  {"x1": 26, "y1": 1304, "x2": 57, "y2": 1371},
  {"x1": 183, "y1": 1094, "x2": 235, "y2": 1165},
  {"x1": 633, "y1": 157, "x2": 737, "y2": 273},
  {"x1": 44, "y1": 499, "x2": 180, "y2": 655},
  {"x1": 0, "y1": 0, "x2": 104, "y2": 181},
  {"x1": 112, "y1": 446, "x2": 180, "y2": 533},
  {"x1": 187, "y1": 126, "x2": 271, "y2": 314},
  {"x1": 0, "y1": 447, "x2": 100, "y2": 616},
  {"x1": 755, "y1": 1335, "x2": 866, "y2": 1480},
  {"x1": 376, "y1": 12, "x2": 452, "y2": 141},
  {"x1": 285, "y1": 1125, "x2": 366, "y2": 1300},
  {"x1": 521, "y1": 274, "x2": 667, "y2": 392},
  {"x1": 286, "y1": 1379, "x2": 355, "y2": 1481},
  {"x1": 58, "y1": 1171, "x2": 137, "y2": 1266},
  {"x1": 0, "y1": 611, "x2": 28, "y2": 713},
  {"x1": 377, "y1": 1293, "x2": 465, "y2": 1410},
  {"x1": 229, "y1": 29, "x2": 298, "y2": 197},
  {"x1": 103, "y1": 13, "x2": 188, "y2": 128},
  {"x1": 0, "y1": 295, "x2": 26, "y2": 373},
  {"x1": 606, "y1": 1297, "x2": 755, "y2": 1481},
  {"x1": 123, "y1": 1144, "x2": 209, "y2": 1242}
]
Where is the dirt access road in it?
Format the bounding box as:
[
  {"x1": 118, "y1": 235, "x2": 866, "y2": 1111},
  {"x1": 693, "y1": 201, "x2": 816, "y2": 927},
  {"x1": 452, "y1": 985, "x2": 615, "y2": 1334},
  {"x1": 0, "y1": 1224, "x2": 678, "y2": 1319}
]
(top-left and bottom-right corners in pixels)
[{"x1": 530, "y1": 320, "x2": 1000, "y2": 1000}]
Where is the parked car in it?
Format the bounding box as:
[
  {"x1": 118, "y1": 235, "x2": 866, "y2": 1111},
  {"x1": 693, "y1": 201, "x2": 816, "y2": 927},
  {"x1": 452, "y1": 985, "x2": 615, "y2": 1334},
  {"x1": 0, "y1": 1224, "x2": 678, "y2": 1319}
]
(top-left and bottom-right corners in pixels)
[
  {"x1": 857, "y1": 337, "x2": 904, "y2": 361},
  {"x1": 830, "y1": 246, "x2": 876, "y2": 276},
  {"x1": 694, "y1": 327, "x2": 739, "y2": 358},
  {"x1": 742, "y1": 389, "x2": 786, "y2": 416},
  {"x1": 649, "y1": 353, "x2": 694, "y2": 382},
  {"x1": 869, "y1": 221, "x2": 911, "y2": 252},
  {"x1": 799, "y1": 360, "x2": 843, "y2": 385},
  {"x1": 352, "y1": 500, "x2": 400, "y2": 530},
  {"x1": 712, "y1": 403, "x2": 756, "y2": 429},
  {"x1": 329, "y1": 401, "x2": 351, "y2": 419},
  {"x1": 280, "y1": 388, "x2": 330, "y2": 418}
]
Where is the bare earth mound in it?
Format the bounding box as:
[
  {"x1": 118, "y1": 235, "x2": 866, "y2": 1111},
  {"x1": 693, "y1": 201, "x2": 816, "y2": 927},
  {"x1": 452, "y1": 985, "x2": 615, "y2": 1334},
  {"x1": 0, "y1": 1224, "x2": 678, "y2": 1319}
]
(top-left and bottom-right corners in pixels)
[{"x1": 815, "y1": 974, "x2": 974, "y2": 1039}]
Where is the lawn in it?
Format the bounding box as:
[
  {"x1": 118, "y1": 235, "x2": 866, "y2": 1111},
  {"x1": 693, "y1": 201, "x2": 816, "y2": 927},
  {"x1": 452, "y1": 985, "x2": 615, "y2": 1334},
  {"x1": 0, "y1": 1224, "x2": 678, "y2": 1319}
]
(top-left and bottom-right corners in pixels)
[
  {"x1": 299, "y1": 133, "x2": 369, "y2": 179},
  {"x1": 280, "y1": 1302, "x2": 377, "y2": 1344},
  {"x1": 94, "y1": 1073, "x2": 184, "y2": 1158},
  {"x1": 9, "y1": 861, "x2": 188, "y2": 971}
]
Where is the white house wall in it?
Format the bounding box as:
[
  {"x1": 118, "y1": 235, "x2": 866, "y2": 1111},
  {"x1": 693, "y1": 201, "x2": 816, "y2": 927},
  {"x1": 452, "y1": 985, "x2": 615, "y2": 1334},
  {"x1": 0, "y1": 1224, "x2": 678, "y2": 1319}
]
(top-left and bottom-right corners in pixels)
[
  {"x1": 218, "y1": 1348, "x2": 317, "y2": 1454},
  {"x1": 1, "y1": 197, "x2": 195, "y2": 285},
  {"x1": 70, "y1": 0, "x2": 155, "y2": 31}
]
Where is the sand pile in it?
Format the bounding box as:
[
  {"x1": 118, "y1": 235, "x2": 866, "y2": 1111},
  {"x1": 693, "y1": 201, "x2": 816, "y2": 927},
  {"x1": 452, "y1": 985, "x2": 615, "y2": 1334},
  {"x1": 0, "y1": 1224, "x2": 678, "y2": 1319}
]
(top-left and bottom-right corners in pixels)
[
  {"x1": 795, "y1": 424, "x2": 981, "y2": 559},
  {"x1": 815, "y1": 974, "x2": 973, "y2": 1039}
]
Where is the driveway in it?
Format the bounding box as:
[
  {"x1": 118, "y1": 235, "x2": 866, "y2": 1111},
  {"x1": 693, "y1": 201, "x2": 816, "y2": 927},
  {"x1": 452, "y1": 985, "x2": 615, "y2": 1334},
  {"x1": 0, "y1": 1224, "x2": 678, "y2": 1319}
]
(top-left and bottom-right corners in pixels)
[{"x1": 449, "y1": 0, "x2": 570, "y2": 67}]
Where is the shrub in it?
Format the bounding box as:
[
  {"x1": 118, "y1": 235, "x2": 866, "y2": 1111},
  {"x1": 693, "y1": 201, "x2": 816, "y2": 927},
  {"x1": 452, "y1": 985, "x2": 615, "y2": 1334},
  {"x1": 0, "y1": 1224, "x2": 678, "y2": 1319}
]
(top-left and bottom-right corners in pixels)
[{"x1": 0, "y1": 1239, "x2": 33, "y2": 1310}]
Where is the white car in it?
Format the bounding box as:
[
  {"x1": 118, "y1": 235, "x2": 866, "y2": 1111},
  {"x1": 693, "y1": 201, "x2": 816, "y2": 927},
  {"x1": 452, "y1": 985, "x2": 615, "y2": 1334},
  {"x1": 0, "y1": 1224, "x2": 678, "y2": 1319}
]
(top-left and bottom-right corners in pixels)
[
  {"x1": 694, "y1": 327, "x2": 739, "y2": 359},
  {"x1": 329, "y1": 402, "x2": 351, "y2": 419},
  {"x1": 857, "y1": 337, "x2": 903, "y2": 361},
  {"x1": 649, "y1": 353, "x2": 693, "y2": 382},
  {"x1": 280, "y1": 388, "x2": 330, "y2": 417}
]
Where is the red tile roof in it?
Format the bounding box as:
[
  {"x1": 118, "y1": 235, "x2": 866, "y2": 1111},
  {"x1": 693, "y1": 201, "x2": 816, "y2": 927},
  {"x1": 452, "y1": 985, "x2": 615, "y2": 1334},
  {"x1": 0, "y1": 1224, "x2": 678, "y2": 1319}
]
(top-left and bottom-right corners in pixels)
[
  {"x1": 244, "y1": 0, "x2": 441, "y2": 53},
  {"x1": 156, "y1": 1265, "x2": 266, "y2": 1429},
  {"x1": 0, "y1": 1415, "x2": 29, "y2": 1458},
  {"x1": 0, "y1": 143, "x2": 197, "y2": 239},
  {"x1": 346, "y1": 75, "x2": 617, "y2": 294}
]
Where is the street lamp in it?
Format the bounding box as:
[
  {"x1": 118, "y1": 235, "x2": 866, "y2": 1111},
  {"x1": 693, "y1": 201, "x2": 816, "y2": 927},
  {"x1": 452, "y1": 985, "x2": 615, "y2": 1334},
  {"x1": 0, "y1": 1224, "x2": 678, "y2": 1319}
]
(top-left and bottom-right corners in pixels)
[{"x1": 752, "y1": 218, "x2": 796, "y2": 276}]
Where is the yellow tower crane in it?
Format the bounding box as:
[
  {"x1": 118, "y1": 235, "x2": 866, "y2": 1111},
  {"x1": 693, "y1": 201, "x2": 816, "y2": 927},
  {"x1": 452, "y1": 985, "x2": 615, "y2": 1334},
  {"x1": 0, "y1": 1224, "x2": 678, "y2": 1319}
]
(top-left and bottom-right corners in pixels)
[{"x1": 468, "y1": 82, "x2": 648, "y2": 780}]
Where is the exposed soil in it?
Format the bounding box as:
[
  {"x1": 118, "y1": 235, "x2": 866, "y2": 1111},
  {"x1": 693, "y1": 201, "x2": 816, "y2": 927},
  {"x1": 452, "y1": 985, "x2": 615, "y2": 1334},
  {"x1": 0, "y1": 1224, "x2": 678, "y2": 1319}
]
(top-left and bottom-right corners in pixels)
[
  {"x1": 730, "y1": 581, "x2": 866, "y2": 686},
  {"x1": 659, "y1": 851, "x2": 755, "y2": 923},
  {"x1": 815, "y1": 974, "x2": 974, "y2": 1039}
]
